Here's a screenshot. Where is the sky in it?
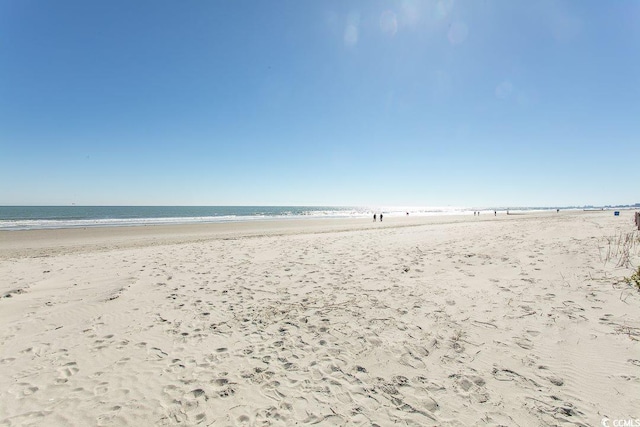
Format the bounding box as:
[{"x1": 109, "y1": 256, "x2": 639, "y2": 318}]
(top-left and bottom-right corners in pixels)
[{"x1": 1, "y1": 0, "x2": 639, "y2": 207}]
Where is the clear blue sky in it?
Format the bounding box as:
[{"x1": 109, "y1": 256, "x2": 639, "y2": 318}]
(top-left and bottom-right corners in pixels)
[{"x1": 1, "y1": 0, "x2": 638, "y2": 207}]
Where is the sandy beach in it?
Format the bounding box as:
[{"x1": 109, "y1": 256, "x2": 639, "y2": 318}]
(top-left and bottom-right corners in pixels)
[{"x1": 1, "y1": 211, "x2": 639, "y2": 426}]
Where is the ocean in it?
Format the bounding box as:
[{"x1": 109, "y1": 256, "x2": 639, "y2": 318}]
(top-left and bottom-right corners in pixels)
[{"x1": 0, "y1": 205, "x2": 566, "y2": 231}]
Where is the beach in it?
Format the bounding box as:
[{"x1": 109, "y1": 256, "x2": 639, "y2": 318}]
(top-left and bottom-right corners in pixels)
[{"x1": 1, "y1": 211, "x2": 638, "y2": 426}]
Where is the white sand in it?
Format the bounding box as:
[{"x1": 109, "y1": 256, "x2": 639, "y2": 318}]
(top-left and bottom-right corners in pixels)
[{"x1": 1, "y1": 211, "x2": 639, "y2": 426}]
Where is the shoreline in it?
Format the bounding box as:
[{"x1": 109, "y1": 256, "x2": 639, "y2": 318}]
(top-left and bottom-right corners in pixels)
[
  {"x1": 1, "y1": 210, "x2": 588, "y2": 259},
  {"x1": 2, "y1": 206, "x2": 627, "y2": 233}
]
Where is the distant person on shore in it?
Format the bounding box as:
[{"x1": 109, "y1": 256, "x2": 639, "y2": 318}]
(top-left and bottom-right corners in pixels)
[
  {"x1": 494, "y1": 211, "x2": 496, "y2": 216},
  {"x1": 380, "y1": 213, "x2": 383, "y2": 222},
  {"x1": 373, "y1": 214, "x2": 377, "y2": 222}
]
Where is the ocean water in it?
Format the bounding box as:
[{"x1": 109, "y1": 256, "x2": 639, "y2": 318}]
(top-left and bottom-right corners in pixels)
[{"x1": 0, "y1": 205, "x2": 561, "y2": 231}]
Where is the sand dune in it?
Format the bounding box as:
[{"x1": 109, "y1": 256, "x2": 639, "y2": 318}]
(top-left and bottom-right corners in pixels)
[{"x1": 1, "y1": 211, "x2": 639, "y2": 426}]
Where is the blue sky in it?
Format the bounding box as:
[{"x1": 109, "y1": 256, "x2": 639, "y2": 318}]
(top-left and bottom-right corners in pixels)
[{"x1": 1, "y1": 0, "x2": 638, "y2": 207}]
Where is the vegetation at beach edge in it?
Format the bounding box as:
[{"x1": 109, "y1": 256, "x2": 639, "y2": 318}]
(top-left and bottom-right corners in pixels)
[{"x1": 624, "y1": 266, "x2": 640, "y2": 291}]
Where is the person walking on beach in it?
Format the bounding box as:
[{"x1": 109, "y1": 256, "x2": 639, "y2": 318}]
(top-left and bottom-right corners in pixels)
[
  {"x1": 373, "y1": 214, "x2": 377, "y2": 222},
  {"x1": 380, "y1": 213, "x2": 383, "y2": 222}
]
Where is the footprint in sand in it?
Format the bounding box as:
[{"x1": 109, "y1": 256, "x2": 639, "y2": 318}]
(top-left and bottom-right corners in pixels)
[
  {"x1": 149, "y1": 347, "x2": 168, "y2": 359},
  {"x1": 94, "y1": 382, "x2": 109, "y2": 396},
  {"x1": 8, "y1": 382, "x2": 39, "y2": 399},
  {"x1": 96, "y1": 405, "x2": 123, "y2": 425},
  {"x1": 160, "y1": 385, "x2": 208, "y2": 425},
  {"x1": 456, "y1": 375, "x2": 489, "y2": 403},
  {"x1": 56, "y1": 362, "x2": 79, "y2": 383},
  {"x1": 514, "y1": 336, "x2": 534, "y2": 350}
]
